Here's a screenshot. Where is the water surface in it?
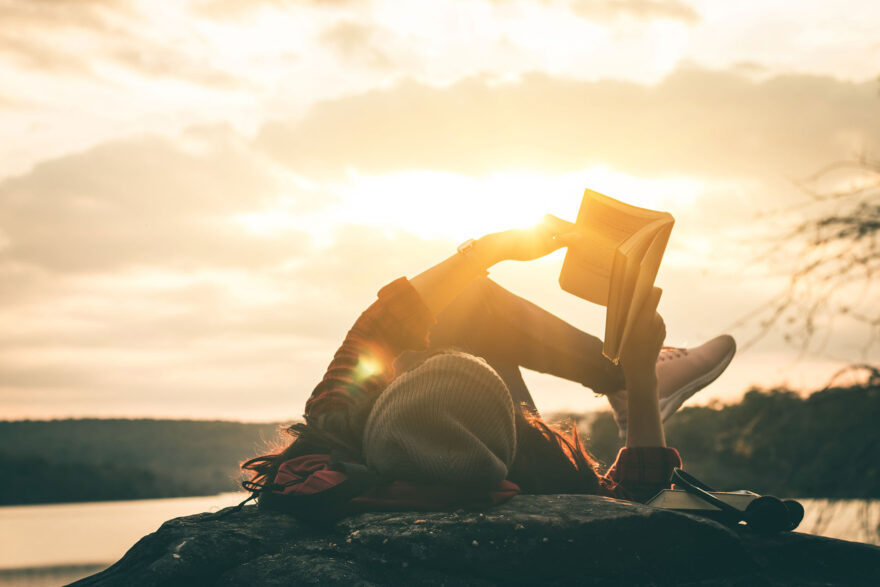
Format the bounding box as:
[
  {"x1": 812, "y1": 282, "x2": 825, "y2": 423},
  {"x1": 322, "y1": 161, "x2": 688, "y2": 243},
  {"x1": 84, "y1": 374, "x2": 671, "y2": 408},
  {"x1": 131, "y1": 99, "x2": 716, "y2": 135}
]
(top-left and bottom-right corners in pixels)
[{"x1": 0, "y1": 493, "x2": 245, "y2": 586}]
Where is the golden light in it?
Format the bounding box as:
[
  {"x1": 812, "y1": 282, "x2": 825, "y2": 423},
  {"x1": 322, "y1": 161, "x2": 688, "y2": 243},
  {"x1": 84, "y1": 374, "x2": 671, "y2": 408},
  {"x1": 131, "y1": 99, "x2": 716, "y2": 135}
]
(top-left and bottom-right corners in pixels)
[
  {"x1": 355, "y1": 356, "x2": 383, "y2": 381},
  {"x1": 231, "y1": 167, "x2": 704, "y2": 250}
]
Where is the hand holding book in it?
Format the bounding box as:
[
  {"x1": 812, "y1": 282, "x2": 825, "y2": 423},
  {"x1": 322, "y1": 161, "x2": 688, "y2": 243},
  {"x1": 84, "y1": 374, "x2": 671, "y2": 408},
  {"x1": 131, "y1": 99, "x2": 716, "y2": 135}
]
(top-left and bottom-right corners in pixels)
[
  {"x1": 489, "y1": 214, "x2": 581, "y2": 263},
  {"x1": 558, "y1": 188, "x2": 674, "y2": 363}
]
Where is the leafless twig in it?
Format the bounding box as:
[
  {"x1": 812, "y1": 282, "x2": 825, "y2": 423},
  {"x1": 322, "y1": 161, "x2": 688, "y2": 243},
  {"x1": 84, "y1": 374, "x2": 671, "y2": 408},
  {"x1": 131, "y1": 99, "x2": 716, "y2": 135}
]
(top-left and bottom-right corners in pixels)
[{"x1": 733, "y1": 157, "x2": 880, "y2": 358}]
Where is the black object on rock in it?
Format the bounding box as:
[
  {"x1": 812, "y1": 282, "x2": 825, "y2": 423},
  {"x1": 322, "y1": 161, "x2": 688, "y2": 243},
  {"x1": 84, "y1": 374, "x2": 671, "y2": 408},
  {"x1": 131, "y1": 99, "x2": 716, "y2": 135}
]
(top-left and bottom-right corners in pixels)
[
  {"x1": 70, "y1": 495, "x2": 880, "y2": 586},
  {"x1": 670, "y1": 468, "x2": 806, "y2": 533}
]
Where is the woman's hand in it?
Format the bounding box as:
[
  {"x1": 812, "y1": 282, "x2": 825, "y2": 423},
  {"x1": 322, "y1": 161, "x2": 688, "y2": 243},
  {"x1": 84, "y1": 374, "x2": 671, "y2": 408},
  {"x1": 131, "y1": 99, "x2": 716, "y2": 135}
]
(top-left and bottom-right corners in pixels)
[
  {"x1": 478, "y1": 215, "x2": 580, "y2": 266},
  {"x1": 412, "y1": 214, "x2": 579, "y2": 318}
]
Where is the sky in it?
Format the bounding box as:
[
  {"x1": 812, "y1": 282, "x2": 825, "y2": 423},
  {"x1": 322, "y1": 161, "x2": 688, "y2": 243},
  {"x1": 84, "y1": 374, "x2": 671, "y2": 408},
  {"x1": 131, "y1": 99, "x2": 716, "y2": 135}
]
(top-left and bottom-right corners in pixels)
[{"x1": 1, "y1": 0, "x2": 878, "y2": 421}]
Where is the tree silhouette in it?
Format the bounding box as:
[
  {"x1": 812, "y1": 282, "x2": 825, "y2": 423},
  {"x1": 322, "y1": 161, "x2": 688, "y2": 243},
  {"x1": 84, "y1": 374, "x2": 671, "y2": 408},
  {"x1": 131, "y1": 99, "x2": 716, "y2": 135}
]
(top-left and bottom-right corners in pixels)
[{"x1": 737, "y1": 152, "x2": 880, "y2": 361}]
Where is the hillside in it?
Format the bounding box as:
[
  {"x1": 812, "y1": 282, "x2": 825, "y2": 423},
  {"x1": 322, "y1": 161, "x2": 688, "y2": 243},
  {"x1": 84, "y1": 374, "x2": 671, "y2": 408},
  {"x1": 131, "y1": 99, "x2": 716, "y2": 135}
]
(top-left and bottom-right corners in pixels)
[{"x1": 0, "y1": 419, "x2": 285, "y2": 505}]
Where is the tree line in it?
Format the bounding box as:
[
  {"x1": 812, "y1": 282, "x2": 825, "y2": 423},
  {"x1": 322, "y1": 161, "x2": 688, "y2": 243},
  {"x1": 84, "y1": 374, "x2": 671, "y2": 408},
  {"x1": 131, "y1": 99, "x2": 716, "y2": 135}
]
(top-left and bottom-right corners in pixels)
[
  {"x1": 1, "y1": 379, "x2": 878, "y2": 505},
  {"x1": 582, "y1": 379, "x2": 880, "y2": 499}
]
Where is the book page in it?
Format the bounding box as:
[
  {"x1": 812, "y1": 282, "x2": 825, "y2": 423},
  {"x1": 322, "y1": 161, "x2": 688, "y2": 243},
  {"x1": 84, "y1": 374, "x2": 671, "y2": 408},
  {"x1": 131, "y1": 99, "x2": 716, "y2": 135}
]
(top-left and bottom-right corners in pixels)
[
  {"x1": 604, "y1": 285, "x2": 662, "y2": 363},
  {"x1": 603, "y1": 230, "x2": 656, "y2": 361},
  {"x1": 559, "y1": 189, "x2": 671, "y2": 305},
  {"x1": 646, "y1": 489, "x2": 758, "y2": 511},
  {"x1": 617, "y1": 221, "x2": 673, "y2": 352},
  {"x1": 603, "y1": 247, "x2": 630, "y2": 360}
]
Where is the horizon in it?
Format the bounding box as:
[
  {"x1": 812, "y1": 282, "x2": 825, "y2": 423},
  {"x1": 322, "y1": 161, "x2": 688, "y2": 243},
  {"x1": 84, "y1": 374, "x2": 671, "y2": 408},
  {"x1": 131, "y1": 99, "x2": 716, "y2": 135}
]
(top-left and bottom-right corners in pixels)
[
  {"x1": 1, "y1": 0, "x2": 878, "y2": 422},
  {"x1": 0, "y1": 371, "x2": 869, "y2": 423}
]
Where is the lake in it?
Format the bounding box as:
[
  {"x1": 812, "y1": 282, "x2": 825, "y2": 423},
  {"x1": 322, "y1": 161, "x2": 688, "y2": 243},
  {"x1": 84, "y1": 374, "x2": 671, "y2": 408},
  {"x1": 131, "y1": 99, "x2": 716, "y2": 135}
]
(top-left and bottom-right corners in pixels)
[
  {"x1": 0, "y1": 493, "x2": 245, "y2": 587},
  {"x1": 1, "y1": 495, "x2": 878, "y2": 586}
]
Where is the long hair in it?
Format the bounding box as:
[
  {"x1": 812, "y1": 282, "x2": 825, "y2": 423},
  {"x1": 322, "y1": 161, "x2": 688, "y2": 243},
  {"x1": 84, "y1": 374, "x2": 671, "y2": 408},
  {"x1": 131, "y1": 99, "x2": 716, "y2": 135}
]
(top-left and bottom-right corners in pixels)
[
  {"x1": 507, "y1": 406, "x2": 601, "y2": 494},
  {"x1": 241, "y1": 422, "x2": 352, "y2": 493}
]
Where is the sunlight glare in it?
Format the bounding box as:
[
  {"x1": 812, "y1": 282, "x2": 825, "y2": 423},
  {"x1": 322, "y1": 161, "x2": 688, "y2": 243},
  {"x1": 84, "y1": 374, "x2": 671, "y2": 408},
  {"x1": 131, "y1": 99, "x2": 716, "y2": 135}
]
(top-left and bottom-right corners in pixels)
[
  {"x1": 325, "y1": 168, "x2": 702, "y2": 242},
  {"x1": 355, "y1": 356, "x2": 383, "y2": 381}
]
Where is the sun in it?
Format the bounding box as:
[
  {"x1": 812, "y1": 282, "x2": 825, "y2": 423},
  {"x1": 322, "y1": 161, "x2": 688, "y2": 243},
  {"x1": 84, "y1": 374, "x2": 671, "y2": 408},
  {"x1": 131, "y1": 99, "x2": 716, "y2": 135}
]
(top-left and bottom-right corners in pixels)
[
  {"x1": 231, "y1": 167, "x2": 703, "y2": 253},
  {"x1": 328, "y1": 167, "x2": 701, "y2": 241}
]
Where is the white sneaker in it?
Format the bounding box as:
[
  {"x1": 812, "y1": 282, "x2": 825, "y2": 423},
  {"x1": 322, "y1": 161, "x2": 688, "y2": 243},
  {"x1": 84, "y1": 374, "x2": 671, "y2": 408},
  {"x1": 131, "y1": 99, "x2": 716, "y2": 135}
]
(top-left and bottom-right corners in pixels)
[{"x1": 608, "y1": 335, "x2": 737, "y2": 437}]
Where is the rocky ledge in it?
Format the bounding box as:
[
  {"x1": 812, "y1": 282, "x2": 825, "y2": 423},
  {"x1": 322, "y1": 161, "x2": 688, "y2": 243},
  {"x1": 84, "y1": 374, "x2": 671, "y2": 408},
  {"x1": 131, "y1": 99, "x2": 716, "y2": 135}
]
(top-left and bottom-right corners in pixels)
[{"x1": 72, "y1": 495, "x2": 880, "y2": 586}]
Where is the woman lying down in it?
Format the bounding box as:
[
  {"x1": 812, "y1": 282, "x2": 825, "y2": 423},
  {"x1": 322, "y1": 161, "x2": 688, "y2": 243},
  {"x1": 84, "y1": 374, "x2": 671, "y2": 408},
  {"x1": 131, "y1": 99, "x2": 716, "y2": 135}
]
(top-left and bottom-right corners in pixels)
[{"x1": 243, "y1": 216, "x2": 736, "y2": 512}]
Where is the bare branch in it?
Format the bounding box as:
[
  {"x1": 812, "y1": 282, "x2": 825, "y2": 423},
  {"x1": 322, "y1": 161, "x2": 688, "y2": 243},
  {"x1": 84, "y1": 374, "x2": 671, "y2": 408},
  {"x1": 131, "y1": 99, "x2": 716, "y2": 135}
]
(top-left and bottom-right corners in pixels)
[{"x1": 734, "y1": 155, "x2": 880, "y2": 359}]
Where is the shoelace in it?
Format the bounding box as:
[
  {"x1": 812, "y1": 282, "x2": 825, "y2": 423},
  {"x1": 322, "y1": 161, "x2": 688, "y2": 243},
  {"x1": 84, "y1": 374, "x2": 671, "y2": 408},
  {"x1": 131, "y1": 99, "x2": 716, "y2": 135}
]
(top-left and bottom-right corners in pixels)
[{"x1": 658, "y1": 346, "x2": 688, "y2": 362}]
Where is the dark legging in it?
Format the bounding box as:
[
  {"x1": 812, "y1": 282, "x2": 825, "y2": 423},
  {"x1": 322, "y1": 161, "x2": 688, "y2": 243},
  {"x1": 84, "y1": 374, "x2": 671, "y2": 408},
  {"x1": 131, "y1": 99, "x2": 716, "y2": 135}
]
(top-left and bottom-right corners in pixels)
[{"x1": 393, "y1": 277, "x2": 625, "y2": 414}]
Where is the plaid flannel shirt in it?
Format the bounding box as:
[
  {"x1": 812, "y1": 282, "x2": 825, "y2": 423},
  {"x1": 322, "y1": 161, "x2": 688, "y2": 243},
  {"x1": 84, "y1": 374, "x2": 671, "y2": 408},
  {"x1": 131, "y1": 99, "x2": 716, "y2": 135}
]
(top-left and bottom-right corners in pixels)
[{"x1": 304, "y1": 277, "x2": 680, "y2": 503}]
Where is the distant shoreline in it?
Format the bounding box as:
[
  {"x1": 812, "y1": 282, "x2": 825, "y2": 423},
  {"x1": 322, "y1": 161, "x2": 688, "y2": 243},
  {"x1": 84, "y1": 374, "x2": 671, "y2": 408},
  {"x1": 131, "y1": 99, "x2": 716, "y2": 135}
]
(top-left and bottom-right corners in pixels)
[
  {"x1": 0, "y1": 419, "x2": 283, "y2": 507},
  {"x1": 2, "y1": 383, "x2": 878, "y2": 505}
]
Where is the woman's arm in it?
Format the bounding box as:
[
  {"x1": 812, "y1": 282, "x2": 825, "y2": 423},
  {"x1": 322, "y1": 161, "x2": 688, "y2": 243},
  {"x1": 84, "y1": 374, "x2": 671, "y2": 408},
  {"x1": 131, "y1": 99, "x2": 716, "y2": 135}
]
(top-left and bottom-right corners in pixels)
[
  {"x1": 619, "y1": 291, "x2": 667, "y2": 447},
  {"x1": 598, "y1": 294, "x2": 679, "y2": 501},
  {"x1": 624, "y1": 378, "x2": 666, "y2": 448},
  {"x1": 306, "y1": 215, "x2": 579, "y2": 451},
  {"x1": 410, "y1": 215, "x2": 578, "y2": 317}
]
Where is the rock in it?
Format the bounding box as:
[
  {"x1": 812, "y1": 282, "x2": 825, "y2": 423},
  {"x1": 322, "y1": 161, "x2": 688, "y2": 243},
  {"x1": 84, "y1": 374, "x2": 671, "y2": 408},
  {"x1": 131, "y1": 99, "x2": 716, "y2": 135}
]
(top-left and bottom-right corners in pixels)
[{"x1": 71, "y1": 495, "x2": 880, "y2": 586}]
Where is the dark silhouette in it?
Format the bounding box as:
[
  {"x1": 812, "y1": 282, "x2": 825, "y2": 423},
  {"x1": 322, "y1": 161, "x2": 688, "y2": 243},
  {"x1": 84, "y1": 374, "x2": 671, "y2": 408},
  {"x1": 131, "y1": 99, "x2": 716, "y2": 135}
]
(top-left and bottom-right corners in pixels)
[{"x1": 0, "y1": 419, "x2": 282, "y2": 505}]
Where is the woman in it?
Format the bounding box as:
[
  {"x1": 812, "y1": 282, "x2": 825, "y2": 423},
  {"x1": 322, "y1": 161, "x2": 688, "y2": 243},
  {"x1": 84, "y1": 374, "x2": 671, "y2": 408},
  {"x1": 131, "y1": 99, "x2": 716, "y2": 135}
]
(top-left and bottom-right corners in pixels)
[{"x1": 243, "y1": 216, "x2": 736, "y2": 508}]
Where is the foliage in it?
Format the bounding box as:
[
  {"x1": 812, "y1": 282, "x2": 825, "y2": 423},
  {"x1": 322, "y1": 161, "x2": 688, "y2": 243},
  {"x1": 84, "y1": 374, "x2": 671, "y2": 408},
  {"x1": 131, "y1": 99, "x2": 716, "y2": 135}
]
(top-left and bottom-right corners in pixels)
[
  {"x1": 585, "y1": 378, "x2": 880, "y2": 498},
  {"x1": 0, "y1": 454, "x2": 188, "y2": 505},
  {"x1": 0, "y1": 419, "x2": 284, "y2": 505}
]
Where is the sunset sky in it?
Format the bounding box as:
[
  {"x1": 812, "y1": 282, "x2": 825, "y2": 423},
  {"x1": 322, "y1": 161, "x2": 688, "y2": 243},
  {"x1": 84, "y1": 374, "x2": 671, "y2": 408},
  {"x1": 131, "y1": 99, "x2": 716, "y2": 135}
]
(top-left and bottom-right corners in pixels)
[{"x1": 1, "y1": 0, "x2": 878, "y2": 421}]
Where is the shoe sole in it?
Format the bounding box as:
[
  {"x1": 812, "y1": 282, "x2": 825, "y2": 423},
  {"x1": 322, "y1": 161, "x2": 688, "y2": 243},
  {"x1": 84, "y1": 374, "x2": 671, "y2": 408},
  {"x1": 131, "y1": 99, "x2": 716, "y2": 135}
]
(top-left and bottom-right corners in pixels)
[{"x1": 659, "y1": 340, "x2": 736, "y2": 422}]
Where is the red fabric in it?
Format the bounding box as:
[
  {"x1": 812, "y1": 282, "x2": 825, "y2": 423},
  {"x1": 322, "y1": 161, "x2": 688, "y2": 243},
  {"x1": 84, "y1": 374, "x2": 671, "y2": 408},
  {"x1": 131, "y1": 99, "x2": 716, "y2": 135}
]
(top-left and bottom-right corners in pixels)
[
  {"x1": 271, "y1": 454, "x2": 520, "y2": 510},
  {"x1": 273, "y1": 455, "x2": 349, "y2": 496}
]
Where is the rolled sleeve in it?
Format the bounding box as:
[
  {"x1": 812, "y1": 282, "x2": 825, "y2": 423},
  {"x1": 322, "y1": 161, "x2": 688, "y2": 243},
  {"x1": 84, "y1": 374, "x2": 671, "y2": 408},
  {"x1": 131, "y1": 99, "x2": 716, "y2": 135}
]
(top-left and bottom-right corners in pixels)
[
  {"x1": 598, "y1": 446, "x2": 682, "y2": 503},
  {"x1": 304, "y1": 278, "x2": 436, "y2": 450}
]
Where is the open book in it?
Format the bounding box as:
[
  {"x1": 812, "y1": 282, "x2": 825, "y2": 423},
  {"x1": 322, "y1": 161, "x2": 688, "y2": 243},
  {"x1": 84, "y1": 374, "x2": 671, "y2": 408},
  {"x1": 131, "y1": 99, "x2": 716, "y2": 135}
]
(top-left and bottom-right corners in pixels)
[
  {"x1": 558, "y1": 188, "x2": 674, "y2": 363},
  {"x1": 646, "y1": 488, "x2": 759, "y2": 514}
]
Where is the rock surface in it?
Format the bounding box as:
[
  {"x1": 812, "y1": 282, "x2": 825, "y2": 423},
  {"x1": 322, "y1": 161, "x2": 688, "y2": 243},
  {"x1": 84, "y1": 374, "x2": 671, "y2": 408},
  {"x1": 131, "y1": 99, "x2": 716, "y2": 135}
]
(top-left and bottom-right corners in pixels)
[{"x1": 72, "y1": 495, "x2": 880, "y2": 586}]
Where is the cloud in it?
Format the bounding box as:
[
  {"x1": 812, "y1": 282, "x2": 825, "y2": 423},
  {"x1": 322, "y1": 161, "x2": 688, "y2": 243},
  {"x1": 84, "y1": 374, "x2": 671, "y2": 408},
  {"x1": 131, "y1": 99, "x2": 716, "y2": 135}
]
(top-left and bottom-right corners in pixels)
[
  {"x1": 0, "y1": 223, "x2": 447, "y2": 346},
  {"x1": 109, "y1": 46, "x2": 241, "y2": 88},
  {"x1": 195, "y1": 0, "x2": 360, "y2": 19},
  {"x1": 571, "y1": 0, "x2": 700, "y2": 25},
  {"x1": 319, "y1": 20, "x2": 393, "y2": 69},
  {"x1": 0, "y1": 1, "x2": 238, "y2": 88},
  {"x1": 0, "y1": 222, "x2": 454, "y2": 419},
  {"x1": 3, "y1": 57, "x2": 876, "y2": 417},
  {"x1": 0, "y1": 93, "x2": 19, "y2": 107},
  {"x1": 256, "y1": 66, "x2": 880, "y2": 180},
  {"x1": 0, "y1": 32, "x2": 93, "y2": 74},
  {"x1": 0, "y1": 0, "x2": 131, "y2": 73},
  {"x1": 0, "y1": 119, "x2": 453, "y2": 417},
  {"x1": 0, "y1": 124, "x2": 315, "y2": 273},
  {"x1": 0, "y1": 0, "x2": 132, "y2": 32}
]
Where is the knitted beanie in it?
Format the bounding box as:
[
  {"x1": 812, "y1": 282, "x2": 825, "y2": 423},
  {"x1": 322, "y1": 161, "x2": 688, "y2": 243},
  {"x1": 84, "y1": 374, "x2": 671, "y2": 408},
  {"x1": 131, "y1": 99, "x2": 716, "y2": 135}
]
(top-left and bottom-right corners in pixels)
[{"x1": 363, "y1": 352, "x2": 516, "y2": 488}]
